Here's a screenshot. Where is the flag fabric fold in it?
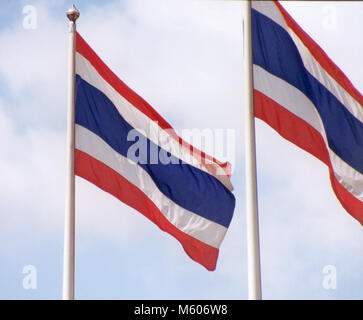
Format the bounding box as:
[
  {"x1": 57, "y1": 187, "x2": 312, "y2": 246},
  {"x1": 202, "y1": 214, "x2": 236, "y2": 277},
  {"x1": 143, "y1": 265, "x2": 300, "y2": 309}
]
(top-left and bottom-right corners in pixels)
[
  {"x1": 252, "y1": 1, "x2": 363, "y2": 224},
  {"x1": 74, "y1": 32, "x2": 236, "y2": 270}
]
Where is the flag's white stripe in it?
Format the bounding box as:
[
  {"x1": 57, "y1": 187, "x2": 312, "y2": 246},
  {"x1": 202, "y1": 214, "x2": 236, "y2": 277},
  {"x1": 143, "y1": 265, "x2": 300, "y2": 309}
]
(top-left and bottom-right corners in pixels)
[
  {"x1": 252, "y1": 1, "x2": 363, "y2": 124},
  {"x1": 254, "y1": 65, "x2": 322, "y2": 133},
  {"x1": 252, "y1": 0, "x2": 286, "y2": 28},
  {"x1": 75, "y1": 124, "x2": 228, "y2": 248},
  {"x1": 76, "y1": 53, "x2": 233, "y2": 191},
  {"x1": 254, "y1": 65, "x2": 363, "y2": 200}
]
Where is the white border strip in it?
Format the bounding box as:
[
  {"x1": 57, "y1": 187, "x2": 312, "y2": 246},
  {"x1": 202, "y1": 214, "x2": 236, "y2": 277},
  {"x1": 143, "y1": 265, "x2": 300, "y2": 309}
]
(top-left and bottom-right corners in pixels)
[{"x1": 75, "y1": 124, "x2": 228, "y2": 248}]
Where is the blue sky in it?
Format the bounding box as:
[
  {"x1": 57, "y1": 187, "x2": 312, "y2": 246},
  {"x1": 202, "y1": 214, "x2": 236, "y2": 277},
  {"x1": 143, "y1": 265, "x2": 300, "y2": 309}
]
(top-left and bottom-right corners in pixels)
[{"x1": 0, "y1": 0, "x2": 362, "y2": 300}]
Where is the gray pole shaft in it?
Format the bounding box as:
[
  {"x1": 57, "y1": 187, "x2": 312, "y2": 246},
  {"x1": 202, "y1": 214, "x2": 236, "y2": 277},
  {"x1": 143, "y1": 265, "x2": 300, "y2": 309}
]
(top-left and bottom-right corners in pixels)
[
  {"x1": 243, "y1": 0, "x2": 262, "y2": 300},
  {"x1": 62, "y1": 19, "x2": 76, "y2": 300}
]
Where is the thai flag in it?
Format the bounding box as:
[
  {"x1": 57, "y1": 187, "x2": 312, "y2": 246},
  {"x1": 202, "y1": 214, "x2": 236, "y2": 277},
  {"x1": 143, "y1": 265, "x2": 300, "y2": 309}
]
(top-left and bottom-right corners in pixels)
[
  {"x1": 252, "y1": 1, "x2": 363, "y2": 224},
  {"x1": 74, "y1": 33, "x2": 236, "y2": 271}
]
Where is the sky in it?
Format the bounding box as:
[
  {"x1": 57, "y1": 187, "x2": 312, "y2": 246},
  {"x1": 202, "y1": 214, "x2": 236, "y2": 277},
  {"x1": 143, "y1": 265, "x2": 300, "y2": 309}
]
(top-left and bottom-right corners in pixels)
[{"x1": 0, "y1": 0, "x2": 362, "y2": 300}]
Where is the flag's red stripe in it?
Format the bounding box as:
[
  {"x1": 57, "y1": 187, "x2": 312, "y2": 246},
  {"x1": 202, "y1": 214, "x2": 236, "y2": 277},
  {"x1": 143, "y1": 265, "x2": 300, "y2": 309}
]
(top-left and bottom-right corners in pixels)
[
  {"x1": 75, "y1": 149, "x2": 219, "y2": 270},
  {"x1": 329, "y1": 167, "x2": 363, "y2": 224},
  {"x1": 274, "y1": 1, "x2": 363, "y2": 108},
  {"x1": 254, "y1": 90, "x2": 330, "y2": 165},
  {"x1": 75, "y1": 32, "x2": 231, "y2": 178},
  {"x1": 254, "y1": 90, "x2": 363, "y2": 224}
]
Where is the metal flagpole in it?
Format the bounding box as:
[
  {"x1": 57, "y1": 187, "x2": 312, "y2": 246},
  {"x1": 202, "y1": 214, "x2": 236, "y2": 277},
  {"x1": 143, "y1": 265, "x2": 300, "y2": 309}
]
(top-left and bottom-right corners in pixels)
[
  {"x1": 243, "y1": 0, "x2": 262, "y2": 300},
  {"x1": 63, "y1": 4, "x2": 80, "y2": 300}
]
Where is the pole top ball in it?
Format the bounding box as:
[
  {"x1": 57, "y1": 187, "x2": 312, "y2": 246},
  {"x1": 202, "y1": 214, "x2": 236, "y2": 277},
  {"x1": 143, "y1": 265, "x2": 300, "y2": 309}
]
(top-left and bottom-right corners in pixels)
[{"x1": 66, "y1": 4, "x2": 80, "y2": 22}]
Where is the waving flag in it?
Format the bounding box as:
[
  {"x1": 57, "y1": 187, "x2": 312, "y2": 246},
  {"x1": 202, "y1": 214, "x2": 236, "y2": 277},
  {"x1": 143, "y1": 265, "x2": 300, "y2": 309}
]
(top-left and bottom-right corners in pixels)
[
  {"x1": 251, "y1": 1, "x2": 363, "y2": 224},
  {"x1": 74, "y1": 32, "x2": 235, "y2": 270}
]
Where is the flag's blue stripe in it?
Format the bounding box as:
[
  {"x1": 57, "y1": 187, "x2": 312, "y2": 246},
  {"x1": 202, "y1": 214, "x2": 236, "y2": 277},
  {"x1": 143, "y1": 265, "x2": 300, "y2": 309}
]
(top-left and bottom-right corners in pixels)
[
  {"x1": 252, "y1": 9, "x2": 363, "y2": 175},
  {"x1": 75, "y1": 75, "x2": 235, "y2": 228}
]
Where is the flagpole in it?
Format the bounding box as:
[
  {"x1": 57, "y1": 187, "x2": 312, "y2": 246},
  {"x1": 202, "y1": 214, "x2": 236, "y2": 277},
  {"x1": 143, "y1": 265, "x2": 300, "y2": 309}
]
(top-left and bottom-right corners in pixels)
[
  {"x1": 63, "y1": 4, "x2": 79, "y2": 301},
  {"x1": 243, "y1": 0, "x2": 262, "y2": 300}
]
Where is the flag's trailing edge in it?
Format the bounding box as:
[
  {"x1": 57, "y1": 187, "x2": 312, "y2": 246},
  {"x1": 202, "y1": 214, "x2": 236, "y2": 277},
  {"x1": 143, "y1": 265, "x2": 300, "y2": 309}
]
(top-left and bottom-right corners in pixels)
[
  {"x1": 74, "y1": 32, "x2": 236, "y2": 270},
  {"x1": 252, "y1": 1, "x2": 363, "y2": 224}
]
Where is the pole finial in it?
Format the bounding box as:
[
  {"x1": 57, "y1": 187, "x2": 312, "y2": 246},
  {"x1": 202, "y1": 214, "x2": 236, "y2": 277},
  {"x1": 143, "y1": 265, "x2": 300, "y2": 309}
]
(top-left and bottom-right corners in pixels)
[{"x1": 66, "y1": 4, "x2": 80, "y2": 22}]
